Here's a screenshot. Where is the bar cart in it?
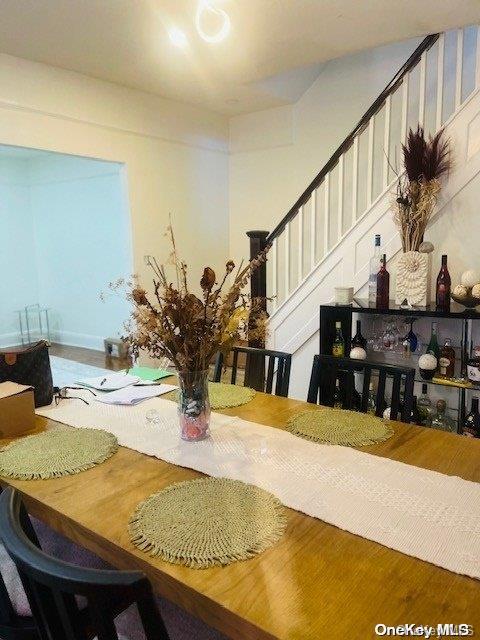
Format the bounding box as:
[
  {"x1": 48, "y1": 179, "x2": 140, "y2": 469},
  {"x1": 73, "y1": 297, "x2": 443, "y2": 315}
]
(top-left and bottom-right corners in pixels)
[{"x1": 320, "y1": 299, "x2": 480, "y2": 431}]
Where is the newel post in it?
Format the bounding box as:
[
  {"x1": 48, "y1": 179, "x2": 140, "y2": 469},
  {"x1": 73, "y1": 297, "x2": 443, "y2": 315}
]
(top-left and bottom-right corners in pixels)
[
  {"x1": 245, "y1": 230, "x2": 269, "y2": 390},
  {"x1": 247, "y1": 230, "x2": 269, "y2": 306}
]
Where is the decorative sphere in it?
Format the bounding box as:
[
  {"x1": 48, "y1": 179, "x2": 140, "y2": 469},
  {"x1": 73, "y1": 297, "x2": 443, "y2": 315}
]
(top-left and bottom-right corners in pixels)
[
  {"x1": 419, "y1": 353, "x2": 437, "y2": 380},
  {"x1": 419, "y1": 353, "x2": 437, "y2": 370},
  {"x1": 461, "y1": 269, "x2": 480, "y2": 288},
  {"x1": 472, "y1": 283, "x2": 480, "y2": 300},
  {"x1": 453, "y1": 284, "x2": 468, "y2": 299},
  {"x1": 419, "y1": 241, "x2": 434, "y2": 254},
  {"x1": 350, "y1": 346, "x2": 367, "y2": 360}
]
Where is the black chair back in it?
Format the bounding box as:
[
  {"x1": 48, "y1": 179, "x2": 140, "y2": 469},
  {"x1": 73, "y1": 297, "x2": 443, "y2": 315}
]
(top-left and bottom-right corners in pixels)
[
  {"x1": 213, "y1": 346, "x2": 292, "y2": 397},
  {"x1": 0, "y1": 488, "x2": 169, "y2": 640},
  {"x1": 0, "y1": 486, "x2": 40, "y2": 640},
  {"x1": 307, "y1": 354, "x2": 415, "y2": 423}
]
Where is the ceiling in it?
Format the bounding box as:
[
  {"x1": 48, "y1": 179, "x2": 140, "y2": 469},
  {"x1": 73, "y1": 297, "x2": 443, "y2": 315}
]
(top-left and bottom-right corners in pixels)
[{"x1": 0, "y1": 0, "x2": 478, "y2": 115}]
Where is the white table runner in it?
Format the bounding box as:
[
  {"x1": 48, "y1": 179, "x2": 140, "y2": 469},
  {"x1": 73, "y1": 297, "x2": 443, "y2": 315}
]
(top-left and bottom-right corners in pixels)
[{"x1": 36, "y1": 395, "x2": 480, "y2": 579}]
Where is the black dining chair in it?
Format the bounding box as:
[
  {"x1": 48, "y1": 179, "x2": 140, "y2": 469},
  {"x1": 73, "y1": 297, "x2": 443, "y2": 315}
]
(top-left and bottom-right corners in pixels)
[
  {"x1": 0, "y1": 571, "x2": 38, "y2": 640},
  {"x1": 307, "y1": 354, "x2": 416, "y2": 423},
  {"x1": 213, "y1": 346, "x2": 292, "y2": 397},
  {"x1": 0, "y1": 486, "x2": 39, "y2": 640},
  {"x1": 0, "y1": 488, "x2": 170, "y2": 640}
]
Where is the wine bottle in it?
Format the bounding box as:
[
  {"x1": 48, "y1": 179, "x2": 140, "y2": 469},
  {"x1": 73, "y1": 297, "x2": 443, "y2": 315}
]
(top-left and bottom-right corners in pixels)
[
  {"x1": 436, "y1": 254, "x2": 451, "y2": 312},
  {"x1": 366, "y1": 381, "x2": 376, "y2": 415},
  {"x1": 426, "y1": 322, "x2": 440, "y2": 361},
  {"x1": 417, "y1": 384, "x2": 432, "y2": 426},
  {"x1": 368, "y1": 234, "x2": 381, "y2": 304},
  {"x1": 333, "y1": 378, "x2": 342, "y2": 408},
  {"x1": 431, "y1": 399, "x2": 455, "y2": 432},
  {"x1": 463, "y1": 397, "x2": 480, "y2": 438},
  {"x1": 332, "y1": 321, "x2": 345, "y2": 357},
  {"x1": 439, "y1": 338, "x2": 455, "y2": 378},
  {"x1": 351, "y1": 320, "x2": 367, "y2": 350},
  {"x1": 376, "y1": 254, "x2": 390, "y2": 309},
  {"x1": 410, "y1": 396, "x2": 422, "y2": 426}
]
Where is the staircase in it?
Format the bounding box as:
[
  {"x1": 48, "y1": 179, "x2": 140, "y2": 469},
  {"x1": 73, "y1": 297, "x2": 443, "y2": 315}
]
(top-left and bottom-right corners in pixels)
[{"x1": 252, "y1": 26, "x2": 480, "y2": 399}]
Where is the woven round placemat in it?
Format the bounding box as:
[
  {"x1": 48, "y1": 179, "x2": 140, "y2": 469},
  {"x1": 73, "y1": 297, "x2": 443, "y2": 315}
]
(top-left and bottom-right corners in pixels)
[
  {"x1": 208, "y1": 382, "x2": 256, "y2": 409},
  {"x1": 167, "y1": 382, "x2": 256, "y2": 410},
  {"x1": 0, "y1": 428, "x2": 118, "y2": 480},
  {"x1": 286, "y1": 409, "x2": 393, "y2": 447},
  {"x1": 129, "y1": 477, "x2": 286, "y2": 569}
]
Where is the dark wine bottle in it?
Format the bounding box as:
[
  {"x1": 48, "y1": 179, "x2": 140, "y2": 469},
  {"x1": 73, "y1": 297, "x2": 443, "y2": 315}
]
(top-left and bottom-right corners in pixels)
[
  {"x1": 436, "y1": 254, "x2": 451, "y2": 312},
  {"x1": 351, "y1": 320, "x2": 367, "y2": 350},
  {"x1": 332, "y1": 321, "x2": 345, "y2": 357},
  {"x1": 463, "y1": 397, "x2": 480, "y2": 438},
  {"x1": 410, "y1": 396, "x2": 422, "y2": 426},
  {"x1": 376, "y1": 254, "x2": 390, "y2": 309}
]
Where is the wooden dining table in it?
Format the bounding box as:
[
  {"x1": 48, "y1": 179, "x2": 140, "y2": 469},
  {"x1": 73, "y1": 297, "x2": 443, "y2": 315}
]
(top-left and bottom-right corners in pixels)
[{"x1": 1, "y1": 385, "x2": 480, "y2": 640}]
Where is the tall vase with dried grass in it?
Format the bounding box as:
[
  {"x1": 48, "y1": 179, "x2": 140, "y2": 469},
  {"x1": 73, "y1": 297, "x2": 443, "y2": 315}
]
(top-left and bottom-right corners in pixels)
[
  {"x1": 112, "y1": 225, "x2": 269, "y2": 441},
  {"x1": 393, "y1": 126, "x2": 451, "y2": 306}
]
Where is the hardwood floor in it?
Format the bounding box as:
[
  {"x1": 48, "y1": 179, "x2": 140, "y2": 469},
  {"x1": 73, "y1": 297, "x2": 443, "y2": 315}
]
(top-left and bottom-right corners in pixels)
[
  {"x1": 47, "y1": 343, "x2": 244, "y2": 384},
  {"x1": 49, "y1": 343, "x2": 131, "y2": 371}
]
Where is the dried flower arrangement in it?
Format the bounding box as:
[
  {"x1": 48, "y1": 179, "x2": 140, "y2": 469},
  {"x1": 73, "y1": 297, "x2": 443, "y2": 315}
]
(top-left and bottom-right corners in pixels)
[
  {"x1": 394, "y1": 126, "x2": 451, "y2": 252},
  {"x1": 111, "y1": 224, "x2": 269, "y2": 374}
]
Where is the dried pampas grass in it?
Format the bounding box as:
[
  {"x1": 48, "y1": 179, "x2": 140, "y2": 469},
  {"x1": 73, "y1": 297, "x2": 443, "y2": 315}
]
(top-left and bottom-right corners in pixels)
[{"x1": 394, "y1": 126, "x2": 451, "y2": 252}]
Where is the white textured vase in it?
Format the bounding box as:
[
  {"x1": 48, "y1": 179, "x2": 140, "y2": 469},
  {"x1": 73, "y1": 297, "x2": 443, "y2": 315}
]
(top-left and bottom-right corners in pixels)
[{"x1": 395, "y1": 251, "x2": 430, "y2": 307}]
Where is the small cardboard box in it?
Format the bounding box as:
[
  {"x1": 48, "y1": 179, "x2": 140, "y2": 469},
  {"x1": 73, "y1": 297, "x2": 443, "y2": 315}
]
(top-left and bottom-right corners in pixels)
[{"x1": 0, "y1": 382, "x2": 36, "y2": 439}]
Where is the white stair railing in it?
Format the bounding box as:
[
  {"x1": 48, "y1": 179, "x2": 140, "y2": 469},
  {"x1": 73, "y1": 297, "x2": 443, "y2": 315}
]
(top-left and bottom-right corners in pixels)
[{"x1": 266, "y1": 25, "x2": 480, "y2": 316}]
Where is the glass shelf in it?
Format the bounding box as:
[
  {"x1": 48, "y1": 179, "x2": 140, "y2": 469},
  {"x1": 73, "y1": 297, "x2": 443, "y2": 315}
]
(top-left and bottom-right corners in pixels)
[{"x1": 325, "y1": 299, "x2": 480, "y2": 319}]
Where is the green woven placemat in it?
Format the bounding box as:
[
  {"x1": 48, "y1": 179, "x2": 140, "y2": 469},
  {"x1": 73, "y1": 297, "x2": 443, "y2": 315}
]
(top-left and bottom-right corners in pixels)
[
  {"x1": 129, "y1": 477, "x2": 286, "y2": 569},
  {"x1": 208, "y1": 382, "x2": 256, "y2": 409},
  {"x1": 0, "y1": 428, "x2": 118, "y2": 480},
  {"x1": 167, "y1": 382, "x2": 256, "y2": 410},
  {"x1": 286, "y1": 409, "x2": 393, "y2": 447}
]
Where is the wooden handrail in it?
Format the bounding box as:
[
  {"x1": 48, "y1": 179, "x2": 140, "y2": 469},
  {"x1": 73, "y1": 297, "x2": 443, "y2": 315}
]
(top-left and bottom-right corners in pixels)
[{"x1": 266, "y1": 33, "x2": 439, "y2": 243}]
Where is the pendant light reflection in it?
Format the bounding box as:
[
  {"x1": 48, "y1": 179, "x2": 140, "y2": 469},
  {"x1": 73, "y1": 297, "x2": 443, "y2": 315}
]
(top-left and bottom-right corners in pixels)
[
  {"x1": 195, "y1": 0, "x2": 231, "y2": 44},
  {"x1": 169, "y1": 26, "x2": 188, "y2": 48}
]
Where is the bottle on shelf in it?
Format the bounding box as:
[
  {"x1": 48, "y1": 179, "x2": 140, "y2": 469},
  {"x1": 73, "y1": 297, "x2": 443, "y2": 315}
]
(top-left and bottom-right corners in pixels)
[
  {"x1": 366, "y1": 382, "x2": 376, "y2": 415},
  {"x1": 467, "y1": 345, "x2": 480, "y2": 385},
  {"x1": 376, "y1": 254, "x2": 390, "y2": 310},
  {"x1": 332, "y1": 321, "x2": 345, "y2": 357},
  {"x1": 351, "y1": 320, "x2": 367, "y2": 350},
  {"x1": 417, "y1": 384, "x2": 433, "y2": 426},
  {"x1": 333, "y1": 379, "x2": 342, "y2": 408},
  {"x1": 462, "y1": 397, "x2": 480, "y2": 438},
  {"x1": 426, "y1": 321, "x2": 440, "y2": 361},
  {"x1": 439, "y1": 338, "x2": 455, "y2": 378},
  {"x1": 368, "y1": 234, "x2": 381, "y2": 304},
  {"x1": 404, "y1": 319, "x2": 418, "y2": 353},
  {"x1": 410, "y1": 396, "x2": 422, "y2": 426},
  {"x1": 435, "y1": 254, "x2": 451, "y2": 312},
  {"x1": 431, "y1": 399, "x2": 455, "y2": 432}
]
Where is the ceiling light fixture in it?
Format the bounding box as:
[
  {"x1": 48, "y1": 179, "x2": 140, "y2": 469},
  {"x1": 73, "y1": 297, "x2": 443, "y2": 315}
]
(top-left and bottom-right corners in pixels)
[
  {"x1": 169, "y1": 27, "x2": 188, "y2": 48},
  {"x1": 195, "y1": 0, "x2": 231, "y2": 44}
]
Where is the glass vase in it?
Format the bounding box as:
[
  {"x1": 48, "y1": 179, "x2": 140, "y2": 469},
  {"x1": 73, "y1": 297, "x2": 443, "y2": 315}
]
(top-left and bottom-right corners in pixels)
[{"x1": 177, "y1": 370, "x2": 211, "y2": 441}]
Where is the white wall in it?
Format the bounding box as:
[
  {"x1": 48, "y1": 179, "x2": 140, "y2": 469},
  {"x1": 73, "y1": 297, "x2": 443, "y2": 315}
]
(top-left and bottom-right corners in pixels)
[
  {"x1": 228, "y1": 38, "x2": 423, "y2": 263},
  {"x1": 0, "y1": 157, "x2": 37, "y2": 345},
  {"x1": 0, "y1": 53, "x2": 230, "y2": 306},
  {"x1": 0, "y1": 152, "x2": 132, "y2": 349},
  {"x1": 267, "y1": 77, "x2": 480, "y2": 400},
  {"x1": 30, "y1": 155, "x2": 131, "y2": 350}
]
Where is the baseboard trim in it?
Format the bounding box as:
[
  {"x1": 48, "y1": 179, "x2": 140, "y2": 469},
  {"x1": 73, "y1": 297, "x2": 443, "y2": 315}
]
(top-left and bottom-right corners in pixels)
[
  {"x1": 54, "y1": 331, "x2": 106, "y2": 352},
  {"x1": 0, "y1": 332, "x2": 22, "y2": 348}
]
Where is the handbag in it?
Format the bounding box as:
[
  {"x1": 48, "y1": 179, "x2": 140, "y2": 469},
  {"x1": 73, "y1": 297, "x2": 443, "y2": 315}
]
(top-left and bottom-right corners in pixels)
[{"x1": 0, "y1": 341, "x2": 53, "y2": 408}]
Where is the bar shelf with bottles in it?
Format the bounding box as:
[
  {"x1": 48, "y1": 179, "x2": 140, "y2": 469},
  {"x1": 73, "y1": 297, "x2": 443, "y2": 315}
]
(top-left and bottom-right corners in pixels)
[
  {"x1": 320, "y1": 306, "x2": 480, "y2": 433},
  {"x1": 319, "y1": 238, "x2": 480, "y2": 436}
]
